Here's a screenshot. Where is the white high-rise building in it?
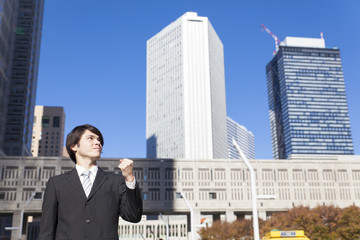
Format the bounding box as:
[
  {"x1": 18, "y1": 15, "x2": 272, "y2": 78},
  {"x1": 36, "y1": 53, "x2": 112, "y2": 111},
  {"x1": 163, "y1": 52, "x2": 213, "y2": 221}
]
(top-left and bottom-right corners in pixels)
[
  {"x1": 227, "y1": 117, "x2": 255, "y2": 160},
  {"x1": 146, "y1": 12, "x2": 228, "y2": 159}
]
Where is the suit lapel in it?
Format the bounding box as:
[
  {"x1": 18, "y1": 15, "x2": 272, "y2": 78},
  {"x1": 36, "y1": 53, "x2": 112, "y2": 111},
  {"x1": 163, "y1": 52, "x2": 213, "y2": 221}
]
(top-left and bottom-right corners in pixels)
[
  {"x1": 66, "y1": 168, "x2": 88, "y2": 201},
  {"x1": 87, "y1": 168, "x2": 108, "y2": 200}
]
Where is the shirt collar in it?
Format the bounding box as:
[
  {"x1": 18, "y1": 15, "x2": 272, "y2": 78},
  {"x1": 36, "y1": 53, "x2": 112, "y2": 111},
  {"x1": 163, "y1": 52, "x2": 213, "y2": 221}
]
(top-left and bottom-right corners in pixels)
[{"x1": 75, "y1": 164, "x2": 98, "y2": 177}]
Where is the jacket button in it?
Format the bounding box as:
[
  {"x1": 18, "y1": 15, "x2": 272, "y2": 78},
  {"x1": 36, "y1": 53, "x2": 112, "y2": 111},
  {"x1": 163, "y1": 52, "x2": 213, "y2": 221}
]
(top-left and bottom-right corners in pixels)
[{"x1": 86, "y1": 219, "x2": 91, "y2": 223}]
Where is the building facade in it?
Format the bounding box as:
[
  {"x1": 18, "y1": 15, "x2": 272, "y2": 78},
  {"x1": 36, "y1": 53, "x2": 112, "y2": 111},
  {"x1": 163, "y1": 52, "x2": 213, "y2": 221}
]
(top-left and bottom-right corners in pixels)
[
  {"x1": 31, "y1": 106, "x2": 65, "y2": 157},
  {"x1": 1, "y1": 155, "x2": 360, "y2": 239},
  {"x1": 266, "y1": 36, "x2": 354, "y2": 159},
  {"x1": 0, "y1": 0, "x2": 18, "y2": 156},
  {"x1": 146, "y1": 12, "x2": 228, "y2": 159},
  {"x1": 2, "y1": 0, "x2": 44, "y2": 156},
  {"x1": 227, "y1": 116, "x2": 255, "y2": 160}
]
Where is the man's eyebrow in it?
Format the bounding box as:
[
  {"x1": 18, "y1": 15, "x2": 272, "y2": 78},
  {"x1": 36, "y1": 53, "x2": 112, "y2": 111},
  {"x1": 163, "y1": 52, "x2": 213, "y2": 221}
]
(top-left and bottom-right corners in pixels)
[{"x1": 86, "y1": 134, "x2": 99, "y2": 138}]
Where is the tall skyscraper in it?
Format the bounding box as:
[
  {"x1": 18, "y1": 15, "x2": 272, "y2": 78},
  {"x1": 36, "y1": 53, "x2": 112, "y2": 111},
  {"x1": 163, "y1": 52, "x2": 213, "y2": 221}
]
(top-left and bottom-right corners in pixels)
[
  {"x1": 146, "y1": 12, "x2": 228, "y2": 159},
  {"x1": 0, "y1": 0, "x2": 18, "y2": 156},
  {"x1": 266, "y1": 36, "x2": 354, "y2": 159},
  {"x1": 227, "y1": 117, "x2": 255, "y2": 160},
  {"x1": 31, "y1": 106, "x2": 65, "y2": 157},
  {"x1": 1, "y1": 0, "x2": 44, "y2": 156}
]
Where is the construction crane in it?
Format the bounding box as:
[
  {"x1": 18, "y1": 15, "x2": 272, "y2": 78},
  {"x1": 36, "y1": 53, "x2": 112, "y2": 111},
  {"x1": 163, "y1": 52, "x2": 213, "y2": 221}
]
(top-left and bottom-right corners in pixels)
[{"x1": 261, "y1": 24, "x2": 281, "y2": 53}]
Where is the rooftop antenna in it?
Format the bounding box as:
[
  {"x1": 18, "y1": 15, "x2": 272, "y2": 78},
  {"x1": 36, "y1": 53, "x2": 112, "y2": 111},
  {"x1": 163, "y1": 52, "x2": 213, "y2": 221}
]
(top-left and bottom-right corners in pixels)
[{"x1": 261, "y1": 24, "x2": 281, "y2": 54}]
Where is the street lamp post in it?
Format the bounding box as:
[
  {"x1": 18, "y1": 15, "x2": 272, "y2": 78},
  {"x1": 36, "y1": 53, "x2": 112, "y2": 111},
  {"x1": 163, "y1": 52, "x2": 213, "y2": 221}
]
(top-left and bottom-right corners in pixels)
[
  {"x1": 179, "y1": 192, "x2": 194, "y2": 240},
  {"x1": 18, "y1": 192, "x2": 36, "y2": 240},
  {"x1": 159, "y1": 213, "x2": 169, "y2": 240},
  {"x1": 232, "y1": 139, "x2": 260, "y2": 240}
]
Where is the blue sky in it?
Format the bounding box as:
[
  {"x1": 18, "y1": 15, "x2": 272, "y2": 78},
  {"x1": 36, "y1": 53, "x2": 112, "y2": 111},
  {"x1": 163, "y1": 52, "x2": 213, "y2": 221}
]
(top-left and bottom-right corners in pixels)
[{"x1": 36, "y1": 0, "x2": 360, "y2": 159}]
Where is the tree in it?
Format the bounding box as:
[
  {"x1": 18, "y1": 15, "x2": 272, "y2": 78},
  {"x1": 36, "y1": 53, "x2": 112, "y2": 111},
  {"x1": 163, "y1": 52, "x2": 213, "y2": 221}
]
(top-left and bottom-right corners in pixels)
[
  {"x1": 261, "y1": 206, "x2": 313, "y2": 235},
  {"x1": 336, "y1": 206, "x2": 360, "y2": 240},
  {"x1": 198, "y1": 205, "x2": 360, "y2": 240},
  {"x1": 309, "y1": 205, "x2": 342, "y2": 239},
  {"x1": 198, "y1": 219, "x2": 255, "y2": 240},
  {"x1": 198, "y1": 221, "x2": 231, "y2": 240}
]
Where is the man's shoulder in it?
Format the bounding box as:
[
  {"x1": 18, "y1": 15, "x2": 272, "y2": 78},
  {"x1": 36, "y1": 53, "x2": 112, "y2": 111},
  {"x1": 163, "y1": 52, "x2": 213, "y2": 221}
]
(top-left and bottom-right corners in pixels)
[{"x1": 48, "y1": 168, "x2": 75, "y2": 181}]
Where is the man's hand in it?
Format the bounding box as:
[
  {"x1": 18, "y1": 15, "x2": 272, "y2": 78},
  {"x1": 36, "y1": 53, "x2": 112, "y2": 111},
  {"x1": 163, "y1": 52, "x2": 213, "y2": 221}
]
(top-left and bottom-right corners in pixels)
[{"x1": 118, "y1": 158, "x2": 135, "y2": 182}]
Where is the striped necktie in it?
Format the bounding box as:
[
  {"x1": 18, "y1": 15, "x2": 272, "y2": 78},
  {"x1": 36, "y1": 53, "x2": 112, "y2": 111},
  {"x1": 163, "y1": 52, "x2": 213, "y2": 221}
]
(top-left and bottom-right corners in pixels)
[{"x1": 81, "y1": 170, "x2": 92, "y2": 198}]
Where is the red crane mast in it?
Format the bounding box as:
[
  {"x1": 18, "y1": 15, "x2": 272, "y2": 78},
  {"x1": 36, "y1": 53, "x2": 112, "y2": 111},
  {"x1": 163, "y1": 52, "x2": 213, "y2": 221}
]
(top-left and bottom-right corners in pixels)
[{"x1": 261, "y1": 24, "x2": 281, "y2": 53}]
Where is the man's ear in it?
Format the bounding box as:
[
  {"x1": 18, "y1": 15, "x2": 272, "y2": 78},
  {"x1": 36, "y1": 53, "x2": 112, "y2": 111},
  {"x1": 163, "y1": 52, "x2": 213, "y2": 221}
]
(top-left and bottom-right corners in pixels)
[{"x1": 71, "y1": 144, "x2": 77, "y2": 153}]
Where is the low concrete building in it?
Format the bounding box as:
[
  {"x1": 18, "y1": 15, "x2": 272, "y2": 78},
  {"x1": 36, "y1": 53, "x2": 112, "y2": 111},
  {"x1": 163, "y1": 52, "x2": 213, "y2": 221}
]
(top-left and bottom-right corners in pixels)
[{"x1": 0, "y1": 155, "x2": 359, "y2": 239}]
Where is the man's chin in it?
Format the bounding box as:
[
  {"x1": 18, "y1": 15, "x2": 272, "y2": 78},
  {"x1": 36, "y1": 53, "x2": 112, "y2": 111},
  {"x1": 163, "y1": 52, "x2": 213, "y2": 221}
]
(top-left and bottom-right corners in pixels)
[{"x1": 90, "y1": 154, "x2": 101, "y2": 161}]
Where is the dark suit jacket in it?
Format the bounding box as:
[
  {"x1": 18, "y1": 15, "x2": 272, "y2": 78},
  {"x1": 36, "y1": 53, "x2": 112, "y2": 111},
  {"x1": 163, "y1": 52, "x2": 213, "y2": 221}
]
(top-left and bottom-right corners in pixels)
[{"x1": 39, "y1": 167, "x2": 143, "y2": 240}]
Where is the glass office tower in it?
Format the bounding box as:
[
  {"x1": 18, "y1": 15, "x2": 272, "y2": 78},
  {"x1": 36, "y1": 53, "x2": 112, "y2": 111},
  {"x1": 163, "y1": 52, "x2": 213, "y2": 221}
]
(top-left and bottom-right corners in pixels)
[
  {"x1": 3, "y1": 0, "x2": 44, "y2": 156},
  {"x1": 0, "y1": 0, "x2": 17, "y2": 156},
  {"x1": 266, "y1": 37, "x2": 354, "y2": 159}
]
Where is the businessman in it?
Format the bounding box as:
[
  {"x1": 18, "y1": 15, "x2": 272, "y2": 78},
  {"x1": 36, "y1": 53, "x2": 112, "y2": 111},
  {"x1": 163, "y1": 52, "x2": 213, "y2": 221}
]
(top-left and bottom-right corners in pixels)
[{"x1": 39, "y1": 124, "x2": 143, "y2": 240}]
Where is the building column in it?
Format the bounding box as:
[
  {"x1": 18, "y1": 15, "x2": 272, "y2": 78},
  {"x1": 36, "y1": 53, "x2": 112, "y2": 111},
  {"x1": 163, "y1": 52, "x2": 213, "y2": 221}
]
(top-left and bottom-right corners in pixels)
[
  {"x1": 258, "y1": 210, "x2": 267, "y2": 220},
  {"x1": 225, "y1": 209, "x2": 236, "y2": 222},
  {"x1": 11, "y1": 210, "x2": 21, "y2": 240},
  {"x1": 154, "y1": 223, "x2": 158, "y2": 240},
  {"x1": 188, "y1": 209, "x2": 201, "y2": 240}
]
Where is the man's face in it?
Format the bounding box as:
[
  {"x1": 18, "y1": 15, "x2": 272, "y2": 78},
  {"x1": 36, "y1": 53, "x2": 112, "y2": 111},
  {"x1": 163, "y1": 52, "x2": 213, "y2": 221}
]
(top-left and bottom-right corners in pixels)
[{"x1": 71, "y1": 130, "x2": 102, "y2": 161}]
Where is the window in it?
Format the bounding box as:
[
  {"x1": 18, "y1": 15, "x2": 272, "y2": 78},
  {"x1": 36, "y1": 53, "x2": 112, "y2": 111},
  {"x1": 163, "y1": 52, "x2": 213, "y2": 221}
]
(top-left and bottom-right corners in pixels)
[
  {"x1": 143, "y1": 192, "x2": 148, "y2": 200},
  {"x1": 34, "y1": 192, "x2": 42, "y2": 199},
  {"x1": 209, "y1": 192, "x2": 216, "y2": 200},
  {"x1": 175, "y1": 192, "x2": 182, "y2": 199},
  {"x1": 42, "y1": 116, "x2": 49, "y2": 127},
  {"x1": 53, "y1": 116, "x2": 60, "y2": 127}
]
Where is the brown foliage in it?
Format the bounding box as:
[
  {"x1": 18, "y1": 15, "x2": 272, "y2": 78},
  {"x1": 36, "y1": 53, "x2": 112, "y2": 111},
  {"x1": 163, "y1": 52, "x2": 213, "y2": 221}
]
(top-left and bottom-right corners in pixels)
[
  {"x1": 198, "y1": 219, "x2": 254, "y2": 240},
  {"x1": 198, "y1": 205, "x2": 360, "y2": 240},
  {"x1": 336, "y1": 206, "x2": 360, "y2": 240},
  {"x1": 261, "y1": 205, "x2": 343, "y2": 239},
  {"x1": 262, "y1": 205, "x2": 360, "y2": 240}
]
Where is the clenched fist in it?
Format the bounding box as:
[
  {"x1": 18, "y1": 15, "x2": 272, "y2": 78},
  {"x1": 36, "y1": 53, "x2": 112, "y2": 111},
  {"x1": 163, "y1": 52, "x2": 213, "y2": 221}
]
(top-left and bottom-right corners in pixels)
[{"x1": 118, "y1": 158, "x2": 135, "y2": 182}]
